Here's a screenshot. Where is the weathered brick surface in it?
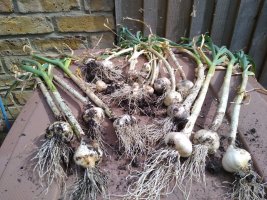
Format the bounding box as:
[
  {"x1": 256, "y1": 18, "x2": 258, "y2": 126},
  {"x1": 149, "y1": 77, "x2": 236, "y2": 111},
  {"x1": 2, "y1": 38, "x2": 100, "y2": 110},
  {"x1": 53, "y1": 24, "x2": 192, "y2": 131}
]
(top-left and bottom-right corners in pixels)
[
  {"x1": 0, "y1": 75, "x2": 18, "y2": 91},
  {"x1": 0, "y1": 90, "x2": 33, "y2": 106},
  {"x1": 0, "y1": 92, "x2": 14, "y2": 106},
  {"x1": 12, "y1": 90, "x2": 33, "y2": 105},
  {"x1": 0, "y1": 39, "x2": 30, "y2": 56},
  {"x1": 84, "y1": 0, "x2": 114, "y2": 11},
  {"x1": 0, "y1": 0, "x2": 116, "y2": 123},
  {"x1": 31, "y1": 36, "x2": 87, "y2": 52},
  {"x1": 0, "y1": 75, "x2": 34, "y2": 91},
  {"x1": 0, "y1": 16, "x2": 54, "y2": 36},
  {"x1": 0, "y1": 0, "x2": 13, "y2": 12},
  {"x1": 0, "y1": 105, "x2": 22, "y2": 119},
  {"x1": 88, "y1": 32, "x2": 115, "y2": 48},
  {"x1": 17, "y1": 0, "x2": 80, "y2": 13},
  {"x1": 3, "y1": 56, "x2": 31, "y2": 73},
  {"x1": 56, "y1": 15, "x2": 114, "y2": 32},
  {"x1": 0, "y1": 60, "x2": 5, "y2": 74}
]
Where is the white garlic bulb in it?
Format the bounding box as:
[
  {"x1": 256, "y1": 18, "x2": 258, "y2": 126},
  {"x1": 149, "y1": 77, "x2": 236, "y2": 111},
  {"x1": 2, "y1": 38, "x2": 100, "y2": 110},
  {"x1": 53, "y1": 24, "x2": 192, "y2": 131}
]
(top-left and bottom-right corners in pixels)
[
  {"x1": 164, "y1": 91, "x2": 182, "y2": 106},
  {"x1": 74, "y1": 141, "x2": 103, "y2": 168},
  {"x1": 143, "y1": 84, "x2": 154, "y2": 95},
  {"x1": 176, "y1": 80, "x2": 194, "y2": 95},
  {"x1": 46, "y1": 121, "x2": 74, "y2": 142},
  {"x1": 83, "y1": 107, "x2": 105, "y2": 123},
  {"x1": 193, "y1": 129, "x2": 220, "y2": 154},
  {"x1": 153, "y1": 77, "x2": 171, "y2": 94},
  {"x1": 167, "y1": 103, "x2": 189, "y2": 119},
  {"x1": 165, "y1": 132, "x2": 192, "y2": 157},
  {"x1": 113, "y1": 114, "x2": 137, "y2": 127},
  {"x1": 222, "y1": 145, "x2": 251, "y2": 173},
  {"x1": 96, "y1": 80, "x2": 107, "y2": 92},
  {"x1": 101, "y1": 60, "x2": 114, "y2": 69}
]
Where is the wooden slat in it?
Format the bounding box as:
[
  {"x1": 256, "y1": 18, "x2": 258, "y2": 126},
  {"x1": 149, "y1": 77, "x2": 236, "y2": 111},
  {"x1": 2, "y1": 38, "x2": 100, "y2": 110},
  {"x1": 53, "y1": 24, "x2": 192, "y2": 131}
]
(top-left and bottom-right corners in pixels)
[
  {"x1": 211, "y1": 0, "x2": 232, "y2": 46},
  {"x1": 114, "y1": 0, "x2": 143, "y2": 34},
  {"x1": 143, "y1": 0, "x2": 159, "y2": 35},
  {"x1": 229, "y1": 0, "x2": 261, "y2": 51},
  {"x1": 156, "y1": 0, "x2": 167, "y2": 37},
  {"x1": 114, "y1": 0, "x2": 122, "y2": 34},
  {"x1": 248, "y1": 0, "x2": 267, "y2": 77},
  {"x1": 189, "y1": 0, "x2": 215, "y2": 38},
  {"x1": 259, "y1": 57, "x2": 267, "y2": 88},
  {"x1": 165, "y1": 0, "x2": 192, "y2": 41},
  {"x1": 220, "y1": 0, "x2": 240, "y2": 46}
]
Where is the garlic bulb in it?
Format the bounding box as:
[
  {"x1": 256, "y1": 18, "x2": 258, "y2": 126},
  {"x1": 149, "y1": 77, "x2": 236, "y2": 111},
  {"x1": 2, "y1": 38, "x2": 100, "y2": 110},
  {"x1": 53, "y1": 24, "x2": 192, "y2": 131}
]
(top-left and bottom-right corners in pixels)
[
  {"x1": 45, "y1": 121, "x2": 73, "y2": 142},
  {"x1": 193, "y1": 129, "x2": 220, "y2": 154},
  {"x1": 163, "y1": 91, "x2": 182, "y2": 106},
  {"x1": 143, "y1": 84, "x2": 154, "y2": 95},
  {"x1": 143, "y1": 62, "x2": 151, "y2": 72},
  {"x1": 165, "y1": 132, "x2": 192, "y2": 157},
  {"x1": 153, "y1": 77, "x2": 171, "y2": 94},
  {"x1": 176, "y1": 80, "x2": 194, "y2": 96},
  {"x1": 96, "y1": 80, "x2": 107, "y2": 92},
  {"x1": 132, "y1": 82, "x2": 140, "y2": 97},
  {"x1": 83, "y1": 107, "x2": 105, "y2": 124},
  {"x1": 222, "y1": 145, "x2": 251, "y2": 173},
  {"x1": 101, "y1": 60, "x2": 114, "y2": 69},
  {"x1": 84, "y1": 58, "x2": 95, "y2": 65},
  {"x1": 74, "y1": 141, "x2": 103, "y2": 168},
  {"x1": 167, "y1": 103, "x2": 189, "y2": 120},
  {"x1": 113, "y1": 114, "x2": 137, "y2": 127}
]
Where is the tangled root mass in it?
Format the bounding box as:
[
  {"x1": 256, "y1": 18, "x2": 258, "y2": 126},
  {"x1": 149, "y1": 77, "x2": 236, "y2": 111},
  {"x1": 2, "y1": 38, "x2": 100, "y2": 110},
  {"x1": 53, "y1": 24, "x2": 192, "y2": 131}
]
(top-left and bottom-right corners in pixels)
[
  {"x1": 69, "y1": 167, "x2": 108, "y2": 200},
  {"x1": 126, "y1": 149, "x2": 180, "y2": 200}
]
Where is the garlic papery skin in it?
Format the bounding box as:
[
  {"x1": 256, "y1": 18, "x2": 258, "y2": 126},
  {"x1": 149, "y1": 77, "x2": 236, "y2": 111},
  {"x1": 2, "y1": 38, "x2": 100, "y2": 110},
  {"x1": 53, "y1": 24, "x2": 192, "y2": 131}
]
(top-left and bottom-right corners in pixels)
[
  {"x1": 222, "y1": 145, "x2": 251, "y2": 173},
  {"x1": 143, "y1": 84, "x2": 154, "y2": 95},
  {"x1": 96, "y1": 80, "x2": 107, "y2": 92},
  {"x1": 74, "y1": 141, "x2": 103, "y2": 168},
  {"x1": 83, "y1": 107, "x2": 105, "y2": 124},
  {"x1": 46, "y1": 121, "x2": 74, "y2": 142},
  {"x1": 165, "y1": 132, "x2": 192, "y2": 157},
  {"x1": 192, "y1": 129, "x2": 220, "y2": 154},
  {"x1": 101, "y1": 60, "x2": 114, "y2": 69},
  {"x1": 163, "y1": 91, "x2": 182, "y2": 106},
  {"x1": 176, "y1": 80, "x2": 194, "y2": 96},
  {"x1": 153, "y1": 77, "x2": 171, "y2": 94},
  {"x1": 84, "y1": 58, "x2": 95, "y2": 65},
  {"x1": 131, "y1": 82, "x2": 140, "y2": 97},
  {"x1": 167, "y1": 103, "x2": 189, "y2": 120},
  {"x1": 113, "y1": 114, "x2": 137, "y2": 127}
]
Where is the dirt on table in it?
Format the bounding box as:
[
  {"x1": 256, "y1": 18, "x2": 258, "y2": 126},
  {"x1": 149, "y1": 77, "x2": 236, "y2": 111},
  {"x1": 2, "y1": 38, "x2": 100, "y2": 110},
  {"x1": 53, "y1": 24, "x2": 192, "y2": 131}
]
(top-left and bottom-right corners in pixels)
[{"x1": 0, "y1": 50, "x2": 266, "y2": 200}]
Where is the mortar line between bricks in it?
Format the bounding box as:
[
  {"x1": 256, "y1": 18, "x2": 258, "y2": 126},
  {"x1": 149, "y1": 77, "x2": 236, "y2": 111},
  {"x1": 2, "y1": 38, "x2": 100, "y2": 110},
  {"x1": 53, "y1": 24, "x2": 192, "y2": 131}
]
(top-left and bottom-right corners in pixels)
[
  {"x1": 0, "y1": 10, "x2": 113, "y2": 17},
  {"x1": 0, "y1": 31, "x2": 113, "y2": 41}
]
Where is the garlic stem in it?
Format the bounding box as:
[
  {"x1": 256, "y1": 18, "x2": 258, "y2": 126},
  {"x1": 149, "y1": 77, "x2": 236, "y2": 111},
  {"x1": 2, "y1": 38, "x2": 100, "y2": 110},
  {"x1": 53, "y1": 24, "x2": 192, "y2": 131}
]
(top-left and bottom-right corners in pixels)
[
  {"x1": 148, "y1": 47, "x2": 176, "y2": 91},
  {"x1": 183, "y1": 62, "x2": 205, "y2": 112},
  {"x1": 150, "y1": 54, "x2": 159, "y2": 85},
  {"x1": 52, "y1": 91, "x2": 85, "y2": 138},
  {"x1": 20, "y1": 64, "x2": 85, "y2": 138},
  {"x1": 53, "y1": 75, "x2": 89, "y2": 105},
  {"x1": 229, "y1": 68, "x2": 249, "y2": 145},
  {"x1": 128, "y1": 47, "x2": 144, "y2": 71},
  {"x1": 165, "y1": 46, "x2": 186, "y2": 80},
  {"x1": 32, "y1": 54, "x2": 112, "y2": 118},
  {"x1": 105, "y1": 47, "x2": 133, "y2": 61},
  {"x1": 210, "y1": 57, "x2": 235, "y2": 132},
  {"x1": 183, "y1": 45, "x2": 226, "y2": 136},
  {"x1": 68, "y1": 73, "x2": 112, "y2": 118},
  {"x1": 35, "y1": 77, "x2": 63, "y2": 120}
]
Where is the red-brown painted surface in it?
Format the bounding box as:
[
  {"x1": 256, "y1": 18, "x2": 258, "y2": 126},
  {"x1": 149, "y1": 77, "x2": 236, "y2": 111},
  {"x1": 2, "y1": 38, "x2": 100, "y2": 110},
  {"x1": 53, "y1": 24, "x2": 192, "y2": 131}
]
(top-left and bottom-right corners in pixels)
[{"x1": 0, "y1": 52, "x2": 266, "y2": 199}]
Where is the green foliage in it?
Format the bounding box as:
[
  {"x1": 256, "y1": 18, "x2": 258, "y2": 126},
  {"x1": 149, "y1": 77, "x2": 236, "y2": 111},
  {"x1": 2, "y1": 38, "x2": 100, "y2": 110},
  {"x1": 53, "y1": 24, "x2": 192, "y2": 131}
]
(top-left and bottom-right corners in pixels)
[{"x1": 235, "y1": 51, "x2": 256, "y2": 75}]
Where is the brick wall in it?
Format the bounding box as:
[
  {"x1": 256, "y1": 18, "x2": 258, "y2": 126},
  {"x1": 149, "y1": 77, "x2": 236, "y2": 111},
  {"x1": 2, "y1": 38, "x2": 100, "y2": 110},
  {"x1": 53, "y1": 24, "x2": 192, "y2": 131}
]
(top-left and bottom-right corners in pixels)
[{"x1": 0, "y1": 0, "x2": 115, "y2": 129}]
